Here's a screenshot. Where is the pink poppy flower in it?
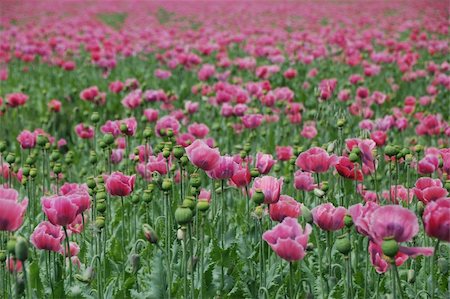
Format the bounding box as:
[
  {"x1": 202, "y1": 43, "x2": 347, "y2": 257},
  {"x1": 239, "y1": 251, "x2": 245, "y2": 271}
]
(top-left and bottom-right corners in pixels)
[
  {"x1": 296, "y1": 147, "x2": 337, "y2": 173},
  {"x1": 269, "y1": 195, "x2": 301, "y2": 222},
  {"x1": 30, "y1": 221, "x2": 64, "y2": 252},
  {"x1": 293, "y1": 171, "x2": 316, "y2": 192},
  {"x1": 186, "y1": 139, "x2": 220, "y2": 171},
  {"x1": 276, "y1": 146, "x2": 293, "y2": 161},
  {"x1": 311, "y1": 203, "x2": 347, "y2": 231},
  {"x1": 251, "y1": 176, "x2": 283, "y2": 204},
  {"x1": 413, "y1": 177, "x2": 448, "y2": 204},
  {"x1": 423, "y1": 198, "x2": 450, "y2": 242},
  {"x1": 75, "y1": 123, "x2": 95, "y2": 139},
  {"x1": 263, "y1": 217, "x2": 311, "y2": 262},
  {"x1": 105, "y1": 172, "x2": 136, "y2": 197},
  {"x1": 17, "y1": 130, "x2": 37, "y2": 149},
  {"x1": 188, "y1": 123, "x2": 210, "y2": 139},
  {"x1": 256, "y1": 152, "x2": 276, "y2": 174},
  {"x1": 0, "y1": 187, "x2": 28, "y2": 231},
  {"x1": 155, "y1": 115, "x2": 180, "y2": 137},
  {"x1": 206, "y1": 155, "x2": 238, "y2": 180},
  {"x1": 369, "y1": 241, "x2": 408, "y2": 274}
]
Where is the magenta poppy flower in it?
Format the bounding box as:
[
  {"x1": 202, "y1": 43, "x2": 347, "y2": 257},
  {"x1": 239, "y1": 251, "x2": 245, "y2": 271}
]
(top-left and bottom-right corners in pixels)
[
  {"x1": 75, "y1": 123, "x2": 95, "y2": 139},
  {"x1": 155, "y1": 115, "x2": 180, "y2": 137},
  {"x1": 263, "y1": 217, "x2": 311, "y2": 262},
  {"x1": 413, "y1": 177, "x2": 448, "y2": 204},
  {"x1": 301, "y1": 123, "x2": 317, "y2": 139},
  {"x1": 276, "y1": 146, "x2": 293, "y2": 161},
  {"x1": 105, "y1": 172, "x2": 135, "y2": 197},
  {"x1": 296, "y1": 147, "x2": 337, "y2": 173},
  {"x1": 101, "y1": 120, "x2": 121, "y2": 137},
  {"x1": 269, "y1": 195, "x2": 301, "y2": 222},
  {"x1": 0, "y1": 187, "x2": 28, "y2": 231},
  {"x1": 17, "y1": 130, "x2": 37, "y2": 149},
  {"x1": 251, "y1": 176, "x2": 283, "y2": 204},
  {"x1": 6, "y1": 92, "x2": 28, "y2": 107},
  {"x1": 68, "y1": 214, "x2": 85, "y2": 234},
  {"x1": 370, "y1": 130, "x2": 387, "y2": 147},
  {"x1": 59, "y1": 183, "x2": 91, "y2": 214},
  {"x1": 348, "y1": 202, "x2": 379, "y2": 237},
  {"x1": 311, "y1": 203, "x2": 347, "y2": 231},
  {"x1": 293, "y1": 171, "x2": 316, "y2": 192},
  {"x1": 48, "y1": 99, "x2": 61, "y2": 112},
  {"x1": 198, "y1": 189, "x2": 212, "y2": 203},
  {"x1": 147, "y1": 154, "x2": 169, "y2": 175},
  {"x1": 41, "y1": 195, "x2": 79, "y2": 227},
  {"x1": 119, "y1": 117, "x2": 137, "y2": 136},
  {"x1": 418, "y1": 154, "x2": 439, "y2": 174},
  {"x1": 186, "y1": 139, "x2": 220, "y2": 171},
  {"x1": 176, "y1": 133, "x2": 196, "y2": 147},
  {"x1": 423, "y1": 198, "x2": 450, "y2": 242},
  {"x1": 256, "y1": 152, "x2": 276, "y2": 174},
  {"x1": 121, "y1": 89, "x2": 142, "y2": 109},
  {"x1": 230, "y1": 164, "x2": 251, "y2": 187},
  {"x1": 143, "y1": 108, "x2": 159, "y2": 123},
  {"x1": 109, "y1": 81, "x2": 124, "y2": 93},
  {"x1": 206, "y1": 155, "x2": 238, "y2": 180},
  {"x1": 30, "y1": 221, "x2": 64, "y2": 252},
  {"x1": 188, "y1": 123, "x2": 210, "y2": 139},
  {"x1": 242, "y1": 114, "x2": 264, "y2": 129},
  {"x1": 335, "y1": 156, "x2": 363, "y2": 181}
]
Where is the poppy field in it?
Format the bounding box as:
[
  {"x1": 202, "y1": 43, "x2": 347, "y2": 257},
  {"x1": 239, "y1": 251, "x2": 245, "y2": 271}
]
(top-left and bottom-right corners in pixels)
[{"x1": 0, "y1": 1, "x2": 449, "y2": 298}]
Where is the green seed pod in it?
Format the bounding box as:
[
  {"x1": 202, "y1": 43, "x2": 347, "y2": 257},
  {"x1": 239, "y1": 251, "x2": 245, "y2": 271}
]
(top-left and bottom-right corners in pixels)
[
  {"x1": 131, "y1": 194, "x2": 140, "y2": 204},
  {"x1": 183, "y1": 196, "x2": 196, "y2": 210},
  {"x1": 143, "y1": 190, "x2": 153, "y2": 203},
  {"x1": 173, "y1": 145, "x2": 184, "y2": 159},
  {"x1": 243, "y1": 142, "x2": 251, "y2": 154},
  {"x1": 143, "y1": 127, "x2": 152, "y2": 139},
  {"x1": 103, "y1": 134, "x2": 115, "y2": 145},
  {"x1": 250, "y1": 168, "x2": 260, "y2": 178},
  {"x1": 166, "y1": 129, "x2": 174, "y2": 138},
  {"x1": 190, "y1": 174, "x2": 201, "y2": 188},
  {"x1": 91, "y1": 112, "x2": 100, "y2": 123},
  {"x1": 30, "y1": 168, "x2": 38, "y2": 178},
  {"x1": 15, "y1": 237, "x2": 28, "y2": 262},
  {"x1": 385, "y1": 145, "x2": 400, "y2": 157},
  {"x1": 335, "y1": 235, "x2": 351, "y2": 255},
  {"x1": 162, "y1": 150, "x2": 171, "y2": 159},
  {"x1": 37, "y1": 135, "x2": 48, "y2": 147},
  {"x1": 197, "y1": 200, "x2": 210, "y2": 212},
  {"x1": 0, "y1": 250, "x2": 6, "y2": 262},
  {"x1": 97, "y1": 191, "x2": 107, "y2": 200},
  {"x1": 444, "y1": 180, "x2": 450, "y2": 192},
  {"x1": 96, "y1": 201, "x2": 107, "y2": 213},
  {"x1": 306, "y1": 243, "x2": 314, "y2": 251},
  {"x1": 49, "y1": 151, "x2": 60, "y2": 162},
  {"x1": 5, "y1": 153, "x2": 15, "y2": 164},
  {"x1": 320, "y1": 181, "x2": 329, "y2": 192},
  {"x1": 174, "y1": 206, "x2": 194, "y2": 225},
  {"x1": 349, "y1": 152, "x2": 359, "y2": 162},
  {"x1": 86, "y1": 177, "x2": 96, "y2": 189},
  {"x1": 95, "y1": 216, "x2": 105, "y2": 229},
  {"x1": 180, "y1": 155, "x2": 188, "y2": 166},
  {"x1": 22, "y1": 167, "x2": 30, "y2": 177},
  {"x1": 337, "y1": 118, "x2": 346, "y2": 127},
  {"x1": 53, "y1": 163, "x2": 62, "y2": 174},
  {"x1": 7, "y1": 238, "x2": 17, "y2": 255},
  {"x1": 0, "y1": 141, "x2": 6, "y2": 153},
  {"x1": 381, "y1": 237, "x2": 399, "y2": 258},
  {"x1": 344, "y1": 215, "x2": 353, "y2": 228},
  {"x1": 273, "y1": 163, "x2": 281, "y2": 173},
  {"x1": 143, "y1": 224, "x2": 158, "y2": 244},
  {"x1": 252, "y1": 189, "x2": 265, "y2": 205},
  {"x1": 414, "y1": 145, "x2": 424, "y2": 153},
  {"x1": 89, "y1": 151, "x2": 98, "y2": 164},
  {"x1": 161, "y1": 178, "x2": 172, "y2": 191}
]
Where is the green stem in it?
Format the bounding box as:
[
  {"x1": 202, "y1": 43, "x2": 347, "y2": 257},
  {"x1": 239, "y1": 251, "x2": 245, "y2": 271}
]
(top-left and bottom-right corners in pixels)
[
  {"x1": 289, "y1": 262, "x2": 294, "y2": 299},
  {"x1": 63, "y1": 226, "x2": 72, "y2": 286},
  {"x1": 431, "y1": 240, "x2": 440, "y2": 299}
]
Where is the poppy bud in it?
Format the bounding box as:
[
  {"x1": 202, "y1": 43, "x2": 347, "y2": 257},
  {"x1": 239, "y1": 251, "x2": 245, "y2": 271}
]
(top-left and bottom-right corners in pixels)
[
  {"x1": 0, "y1": 141, "x2": 6, "y2": 153},
  {"x1": 177, "y1": 228, "x2": 186, "y2": 240},
  {"x1": 75, "y1": 266, "x2": 95, "y2": 283},
  {"x1": 180, "y1": 155, "x2": 188, "y2": 166},
  {"x1": 131, "y1": 194, "x2": 140, "y2": 204},
  {"x1": 252, "y1": 189, "x2": 265, "y2": 205},
  {"x1": 414, "y1": 145, "x2": 424, "y2": 153},
  {"x1": 407, "y1": 269, "x2": 415, "y2": 283},
  {"x1": 337, "y1": 118, "x2": 346, "y2": 127},
  {"x1": 175, "y1": 206, "x2": 194, "y2": 225},
  {"x1": 30, "y1": 168, "x2": 38, "y2": 178},
  {"x1": 15, "y1": 237, "x2": 28, "y2": 262},
  {"x1": 385, "y1": 145, "x2": 400, "y2": 157},
  {"x1": 335, "y1": 235, "x2": 351, "y2": 255},
  {"x1": 301, "y1": 205, "x2": 313, "y2": 223},
  {"x1": 320, "y1": 181, "x2": 329, "y2": 192},
  {"x1": 381, "y1": 237, "x2": 399, "y2": 258},
  {"x1": 142, "y1": 224, "x2": 158, "y2": 244}
]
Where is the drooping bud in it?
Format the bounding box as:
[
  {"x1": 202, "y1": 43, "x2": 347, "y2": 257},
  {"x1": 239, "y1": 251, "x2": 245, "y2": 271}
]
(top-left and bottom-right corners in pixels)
[{"x1": 142, "y1": 224, "x2": 158, "y2": 244}]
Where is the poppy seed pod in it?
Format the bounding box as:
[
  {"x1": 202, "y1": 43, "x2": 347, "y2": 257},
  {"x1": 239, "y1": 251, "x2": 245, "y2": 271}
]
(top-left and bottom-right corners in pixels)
[
  {"x1": 143, "y1": 190, "x2": 153, "y2": 203},
  {"x1": 173, "y1": 145, "x2": 184, "y2": 159},
  {"x1": 335, "y1": 235, "x2": 351, "y2": 255},
  {"x1": 91, "y1": 112, "x2": 100, "y2": 123},
  {"x1": 0, "y1": 250, "x2": 6, "y2": 263},
  {"x1": 250, "y1": 168, "x2": 260, "y2": 178},
  {"x1": 252, "y1": 189, "x2": 265, "y2": 205},
  {"x1": 161, "y1": 178, "x2": 172, "y2": 191},
  {"x1": 7, "y1": 238, "x2": 17, "y2": 254},
  {"x1": 183, "y1": 196, "x2": 196, "y2": 209},
  {"x1": 381, "y1": 237, "x2": 399, "y2": 258},
  {"x1": 385, "y1": 145, "x2": 400, "y2": 157},
  {"x1": 197, "y1": 201, "x2": 210, "y2": 212},
  {"x1": 5, "y1": 153, "x2": 15, "y2": 164},
  {"x1": 175, "y1": 206, "x2": 193, "y2": 225},
  {"x1": 344, "y1": 215, "x2": 353, "y2": 227},
  {"x1": 37, "y1": 135, "x2": 48, "y2": 147},
  {"x1": 95, "y1": 216, "x2": 105, "y2": 229},
  {"x1": 103, "y1": 134, "x2": 115, "y2": 145},
  {"x1": 190, "y1": 174, "x2": 201, "y2": 188}
]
